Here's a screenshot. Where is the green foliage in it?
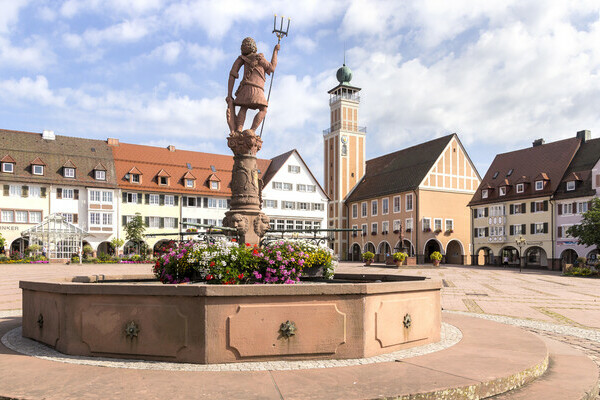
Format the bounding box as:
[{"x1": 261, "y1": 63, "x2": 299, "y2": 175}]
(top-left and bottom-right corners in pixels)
[
  {"x1": 97, "y1": 252, "x2": 111, "y2": 261},
  {"x1": 110, "y1": 238, "x2": 125, "y2": 256},
  {"x1": 430, "y1": 251, "x2": 443, "y2": 261},
  {"x1": 362, "y1": 251, "x2": 375, "y2": 261},
  {"x1": 71, "y1": 256, "x2": 80, "y2": 263},
  {"x1": 27, "y1": 244, "x2": 41, "y2": 253},
  {"x1": 125, "y1": 213, "x2": 146, "y2": 253},
  {"x1": 567, "y1": 198, "x2": 600, "y2": 251},
  {"x1": 82, "y1": 244, "x2": 94, "y2": 256},
  {"x1": 564, "y1": 266, "x2": 596, "y2": 277},
  {"x1": 576, "y1": 257, "x2": 587, "y2": 266},
  {"x1": 393, "y1": 252, "x2": 408, "y2": 262},
  {"x1": 0, "y1": 233, "x2": 5, "y2": 249}
]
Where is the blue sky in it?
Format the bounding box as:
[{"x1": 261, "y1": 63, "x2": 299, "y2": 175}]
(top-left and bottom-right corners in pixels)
[{"x1": 1, "y1": 1, "x2": 600, "y2": 184}]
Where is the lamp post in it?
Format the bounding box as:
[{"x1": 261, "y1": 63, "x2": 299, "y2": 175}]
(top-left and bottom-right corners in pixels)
[{"x1": 515, "y1": 235, "x2": 527, "y2": 273}]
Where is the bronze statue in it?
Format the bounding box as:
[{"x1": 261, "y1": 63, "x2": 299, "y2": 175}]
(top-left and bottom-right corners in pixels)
[{"x1": 226, "y1": 37, "x2": 280, "y2": 135}]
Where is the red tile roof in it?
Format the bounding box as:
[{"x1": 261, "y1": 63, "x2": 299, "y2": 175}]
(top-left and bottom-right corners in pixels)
[
  {"x1": 30, "y1": 157, "x2": 46, "y2": 166},
  {"x1": 1, "y1": 155, "x2": 16, "y2": 163},
  {"x1": 111, "y1": 142, "x2": 271, "y2": 196}
]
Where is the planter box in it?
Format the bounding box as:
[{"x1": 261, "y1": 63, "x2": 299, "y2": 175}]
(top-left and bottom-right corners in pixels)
[{"x1": 406, "y1": 257, "x2": 417, "y2": 266}]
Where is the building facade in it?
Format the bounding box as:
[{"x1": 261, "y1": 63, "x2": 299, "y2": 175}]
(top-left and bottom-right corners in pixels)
[{"x1": 469, "y1": 135, "x2": 582, "y2": 270}]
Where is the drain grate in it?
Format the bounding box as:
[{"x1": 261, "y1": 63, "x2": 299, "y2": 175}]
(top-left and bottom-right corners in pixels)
[{"x1": 465, "y1": 293, "x2": 489, "y2": 296}]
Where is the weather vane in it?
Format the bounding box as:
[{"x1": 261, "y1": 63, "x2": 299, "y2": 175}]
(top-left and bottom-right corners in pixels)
[{"x1": 260, "y1": 14, "x2": 291, "y2": 137}]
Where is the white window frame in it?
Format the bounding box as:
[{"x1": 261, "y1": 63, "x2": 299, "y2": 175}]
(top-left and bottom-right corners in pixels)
[
  {"x1": 164, "y1": 217, "x2": 176, "y2": 229},
  {"x1": 2, "y1": 163, "x2": 14, "y2": 173},
  {"x1": 15, "y1": 210, "x2": 28, "y2": 223},
  {"x1": 288, "y1": 165, "x2": 300, "y2": 174},
  {"x1": 382, "y1": 198, "x2": 389, "y2": 215},
  {"x1": 499, "y1": 186, "x2": 506, "y2": 196},
  {"x1": 102, "y1": 191, "x2": 113, "y2": 203},
  {"x1": 159, "y1": 176, "x2": 168, "y2": 186},
  {"x1": 1, "y1": 210, "x2": 14, "y2": 222},
  {"x1": 534, "y1": 222, "x2": 545, "y2": 234},
  {"x1": 352, "y1": 204, "x2": 358, "y2": 219},
  {"x1": 127, "y1": 192, "x2": 138, "y2": 204},
  {"x1": 62, "y1": 188, "x2": 74, "y2": 199},
  {"x1": 566, "y1": 181, "x2": 575, "y2": 191},
  {"x1": 406, "y1": 193, "x2": 413, "y2": 211},
  {"x1": 283, "y1": 183, "x2": 293, "y2": 191},
  {"x1": 361, "y1": 202, "x2": 367, "y2": 217},
  {"x1": 535, "y1": 180, "x2": 543, "y2": 191},
  {"x1": 405, "y1": 218, "x2": 413, "y2": 231},
  {"x1": 297, "y1": 184, "x2": 307, "y2": 192},
  {"x1": 393, "y1": 220, "x2": 401, "y2": 232},
  {"x1": 206, "y1": 198, "x2": 217, "y2": 208},
  {"x1": 9, "y1": 185, "x2": 21, "y2": 197},
  {"x1": 273, "y1": 182, "x2": 282, "y2": 190},
  {"x1": 102, "y1": 213, "x2": 113, "y2": 226},
  {"x1": 33, "y1": 165, "x2": 44, "y2": 175},
  {"x1": 382, "y1": 221, "x2": 389, "y2": 233},
  {"x1": 298, "y1": 202, "x2": 309, "y2": 211},
  {"x1": 95, "y1": 170, "x2": 106, "y2": 181},
  {"x1": 361, "y1": 224, "x2": 367, "y2": 235},
  {"x1": 422, "y1": 218, "x2": 431, "y2": 232},
  {"x1": 29, "y1": 211, "x2": 42, "y2": 223},
  {"x1": 393, "y1": 196, "x2": 401, "y2": 213},
  {"x1": 164, "y1": 195, "x2": 175, "y2": 206},
  {"x1": 516, "y1": 183, "x2": 524, "y2": 193},
  {"x1": 482, "y1": 189, "x2": 488, "y2": 199},
  {"x1": 131, "y1": 173, "x2": 140, "y2": 183},
  {"x1": 90, "y1": 190, "x2": 101, "y2": 203},
  {"x1": 283, "y1": 201, "x2": 295, "y2": 210},
  {"x1": 186, "y1": 179, "x2": 194, "y2": 188},
  {"x1": 371, "y1": 200, "x2": 378, "y2": 216},
  {"x1": 434, "y1": 218, "x2": 442, "y2": 231},
  {"x1": 149, "y1": 216, "x2": 161, "y2": 228},
  {"x1": 577, "y1": 202, "x2": 589, "y2": 214},
  {"x1": 149, "y1": 194, "x2": 160, "y2": 205},
  {"x1": 210, "y1": 181, "x2": 219, "y2": 190},
  {"x1": 562, "y1": 202, "x2": 573, "y2": 215},
  {"x1": 371, "y1": 222, "x2": 378, "y2": 234},
  {"x1": 64, "y1": 167, "x2": 75, "y2": 178},
  {"x1": 445, "y1": 219, "x2": 454, "y2": 232},
  {"x1": 90, "y1": 212, "x2": 101, "y2": 225},
  {"x1": 264, "y1": 199, "x2": 277, "y2": 208}
]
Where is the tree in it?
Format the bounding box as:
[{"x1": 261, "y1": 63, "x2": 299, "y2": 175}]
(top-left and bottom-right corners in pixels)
[
  {"x1": 0, "y1": 233, "x2": 5, "y2": 252},
  {"x1": 110, "y1": 238, "x2": 125, "y2": 257},
  {"x1": 567, "y1": 198, "x2": 600, "y2": 250},
  {"x1": 124, "y1": 213, "x2": 146, "y2": 255}
]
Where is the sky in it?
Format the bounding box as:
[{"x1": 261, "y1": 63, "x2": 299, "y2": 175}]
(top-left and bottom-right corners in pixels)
[{"x1": 1, "y1": 0, "x2": 600, "y2": 184}]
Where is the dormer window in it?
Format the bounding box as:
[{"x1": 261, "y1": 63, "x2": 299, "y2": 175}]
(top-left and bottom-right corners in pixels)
[
  {"x1": 33, "y1": 165, "x2": 44, "y2": 175},
  {"x1": 211, "y1": 181, "x2": 219, "y2": 190},
  {"x1": 95, "y1": 170, "x2": 106, "y2": 180},
  {"x1": 159, "y1": 176, "x2": 168, "y2": 185},
  {"x1": 566, "y1": 181, "x2": 575, "y2": 191},
  {"x1": 186, "y1": 179, "x2": 194, "y2": 188},
  {"x1": 535, "y1": 180, "x2": 544, "y2": 191},
  {"x1": 499, "y1": 187, "x2": 506, "y2": 196},
  {"x1": 482, "y1": 189, "x2": 488, "y2": 199},
  {"x1": 516, "y1": 183, "x2": 524, "y2": 193},
  {"x1": 2, "y1": 162, "x2": 14, "y2": 173},
  {"x1": 64, "y1": 167, "x2": 75, "y2": 178},
  {"x1": 131, "y1": 174, "x2": 140, "y2": 183}
]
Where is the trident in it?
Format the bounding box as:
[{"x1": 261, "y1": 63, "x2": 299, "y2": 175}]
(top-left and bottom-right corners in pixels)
[{"x1": 259, "y1": 14, "x2": 290, "y2": 138}]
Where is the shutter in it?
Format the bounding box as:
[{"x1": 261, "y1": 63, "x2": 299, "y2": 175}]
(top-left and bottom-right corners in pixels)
[
  {"x1": 521, "y1": 203, "x2": 526, "y2": 213},
  {"x1": 73, "y1": 214, "x2": 78, "y2": 224},
  {"x1": 557, "y1": 204, "x2": 562, "y2": 215},
  {"x1": 144, "y1": 217, "x2": 149, "y2": 227},
  {"x1": 509, "y1": 204, "x2": 514, "y2": 214},
  {"x1": 473, "y1": 228, "x2": 477, "y2": 237},
  {"x1": 137, "y1": 193, "x2": 142, "y2": 204},
  {"x1": 572, "y1": 202, "x2": 577, "y2": 212},
  {"x1": 522, "y1": 224, "x2": 526, "y2": 234},
  {"x1": 530, "y1": 223, "x2": 535, "y2": 234},
  {"x1": 203, "y1": 198, "x2": 208, "y2": 208},
  {"x1": 484, "y1": 227, "x2": 489, "y2": 237},
  {"x1": 174, "y1": 196, "x2": 179, "y2": 206},
  {"x1": 3, "y1": 185, "x2": 8, "y2": 196},
  {"x1": 588, "y1": 201, "x2": 593, "y2": 210},
  {"x1": 543, "y1": 222, "x2": 548, "y2": 234},
  {"x1": 145, "y1": 194, "x2": 150, "y2": 204},
  {"x1": 182, "y1": 196, "x2": 187, "y2": 207},
  {"x1": 159, "y1": 218, "x2": 164, "y2": 228},
  {"x1": 197, "y1": 197, "x2": 202, "y2": 207},
  {"x1": 227, "y1": 199, "x2": 231, "y2": 208},
  {"x1": 472, "y1": 209, "x2": 476, "y2": 219},
  {"x1": 484, "y1": 207, "x2": 488, "y2": 217},
  {"x1": 530, "y1": 202, "x2": 535, "y2": 213},
  {"x1": 41, "y1": 187, "x2": 46, "y2": 198},
  {"x1": 57, "y1": 188, "x2": 62, "y2": 199},
  {"x1": 22, "y1": 186, "x2": 28, "y2": 198},
  {"x1": 510, "y1": 225, "x2": 514, "y2": 236},
  {"x1": 174, "y1": 218, "x2": 178, "y2": 228},
  {"x1": 159, "y1": 195, "x2": 164, "y2": 205},
  {"x1": 122, "y1": 216, "x2": 127, "y2": 226},
  {"x1": 74, "y1": 189, "x2": 79, "y2": 200},
  {"x1": 558, "y1": 227, "x2": 562, "y2": 238},
  {"x1": 543, "y1": 200, "x2": 548, "y2": 211}
]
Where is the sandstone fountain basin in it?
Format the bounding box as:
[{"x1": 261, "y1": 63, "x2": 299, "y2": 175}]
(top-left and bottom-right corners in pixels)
[{"x1": 20, "y1": 274, "x2": 441, "y2": 364}]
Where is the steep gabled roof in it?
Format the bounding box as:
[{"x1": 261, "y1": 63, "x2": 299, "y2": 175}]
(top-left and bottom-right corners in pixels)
[
  {"x1": 469, "y1": 137, "x2": 580, "y2": 206},
  {"x1": 347, "y1": 134, "x2": 455, "y2": 203},
  {"x1": 30, "y1": 157, "x2": 46, "y2": 166},
  {"x1": 1, "y1": 155, "x2": 16, "y2": 163},
  {"x1": 62, "y1": 160, "x2": 77, "y2": 168},
  {"x1": 554, "y1": 137, "x2": 600, "y2": 200},
  {"x1": 156, "y1": 169, "x2": 171, "y2": 177}
]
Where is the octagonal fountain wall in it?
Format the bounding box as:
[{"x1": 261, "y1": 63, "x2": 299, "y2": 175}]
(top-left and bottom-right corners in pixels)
[{"x1": 20, "y1": 274, "x2": 441, "y2": 364}]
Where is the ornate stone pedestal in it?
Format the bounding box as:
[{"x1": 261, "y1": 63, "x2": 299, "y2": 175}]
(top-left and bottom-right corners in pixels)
[{"x1": 223, "y1": 130, "x2": 269, "y2": 246}]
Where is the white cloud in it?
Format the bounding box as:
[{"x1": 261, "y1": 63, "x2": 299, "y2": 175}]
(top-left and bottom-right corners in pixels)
[
  {"x1": 60, "y1": 0, "x2": 164, "y2": 18},
  {"x1": 148, "y1": 41, "x2": 183, "y2": 65},
  {"x1": 0, "y1": 37, "x2": 56, "y2": 70},
  {"x1": 292, "y1": 35, "x2": 317, "y2": 53},
  {"x1": 0, "y1": 0, "x2": 29, "y2": 34},
  {"x1": 82, "y1": 19, "x2": 154, "y2": 45},
  {"x1": 186, "y1": 43, "x2": 227, "y2": 69},
  {"x1": 0, "y1": 76, "x2": 65, "y2": 107}
]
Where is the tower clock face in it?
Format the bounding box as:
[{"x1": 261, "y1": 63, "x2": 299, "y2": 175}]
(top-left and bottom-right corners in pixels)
[
  {"x1": 341, "y1": 135, "x2": 348, "y2": 144},
  {"x1": 341, "y1": 135, "x2": 348, "y2": 156}
]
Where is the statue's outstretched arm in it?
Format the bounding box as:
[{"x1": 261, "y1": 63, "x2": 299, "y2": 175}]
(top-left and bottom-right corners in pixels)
[{"x1": 265, "y1": 44, "x2": 280, "y2": 75}]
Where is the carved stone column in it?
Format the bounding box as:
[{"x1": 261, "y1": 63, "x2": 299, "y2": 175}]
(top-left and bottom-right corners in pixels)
[{"x1": 224, "y1": 131, "x2": 270, "y2": 246}]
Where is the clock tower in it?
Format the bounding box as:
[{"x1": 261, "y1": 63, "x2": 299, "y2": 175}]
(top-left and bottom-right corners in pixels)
[{"x1": 323, "y1": 64, "x2": 366, "y2": 258}]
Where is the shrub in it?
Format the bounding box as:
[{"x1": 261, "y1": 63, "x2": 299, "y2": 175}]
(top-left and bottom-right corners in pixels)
[
  {"x1": 393, "y1": 252, "x2": 408, "y2": 262},
  {"x1": 430, "y1": 251, "x2": 443, "y2": 261},
  {"x1": 10, "y1": 251, "x2": 23, "y2": 260},
  {"x1": 565, "y1": 266, "x2": 595, "y2": 277},
  {"x1": 576, "y1": 257, "x2": 587, "y2": 266},
  {"x1": 82, "y1": 245, "x2": 94, "y2": 257},
  {"x1": 97, "y1": 252, "x2": 111, "y2": 262},
  {"x1": 362, "y1": 251, "x2": 375, "y2": 261},
  {"x1": 71, "y1": 256, "x2": 80, "y2": 263}
]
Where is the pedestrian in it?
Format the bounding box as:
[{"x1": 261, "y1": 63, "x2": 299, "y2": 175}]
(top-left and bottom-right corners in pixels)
[
  {"x1": 42, "y1": 245, "x2": 47, "y2": 258},
  {"x1": 503, "y1": 255, "x2": 509, "y2": 267}
]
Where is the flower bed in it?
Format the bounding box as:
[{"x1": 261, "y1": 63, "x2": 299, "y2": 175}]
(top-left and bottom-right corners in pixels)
[{"x1": 153, "y1": 238, "x2": 336, "y2": 284}]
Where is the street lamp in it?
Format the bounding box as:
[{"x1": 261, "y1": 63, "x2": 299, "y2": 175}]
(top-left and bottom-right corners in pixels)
[{"x1": 515, "y1": 235, "x2": 527, "y2": 273}]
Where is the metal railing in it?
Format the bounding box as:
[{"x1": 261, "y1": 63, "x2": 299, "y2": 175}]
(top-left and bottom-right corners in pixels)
[
  {"x1": 329, "y1": 93, "x2": 360, "y2": 105},
  {"x1": 261, "y1": 228, "x2": 358, "y2": 247},
  {"x1": 322, "y1": 122, "x2": 367, "y2": 135}
]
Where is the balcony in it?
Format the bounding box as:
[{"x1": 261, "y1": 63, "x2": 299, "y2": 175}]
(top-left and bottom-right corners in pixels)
[
  {"x1": 323, "y1": 122, "x2": 367, "y2": 135},
  {"x1": 329, "y1": 92, "x2": 360, "y2": 105}
]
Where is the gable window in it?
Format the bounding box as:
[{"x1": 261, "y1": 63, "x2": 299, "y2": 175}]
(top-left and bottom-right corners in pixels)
[
  {"x1": 210, "y1": 181, "x2": 219, "y2": 190},
  {"x1": 1, "y1": 163, "x2": 14, "y2": 173},
  {"x1": 382, "y1": 198, "x2": 389, "y2": 214},
  {"x1": 283, "y1": 201, "x2": 295, "y2": 210},
  {"x1": 482, "y1": 189, "x2": 488, "y2": 199},
  {"x1": 283, "y1": 183, "x2": 293, "y2": 191},
  {"x1": 499, "y1": 187, "x2": 506, "y2": 196},
  {"x1": 297, "y1": 184, "x2": 307, "y2": 192},
  {"x1": 131, "y1": 174, "x2": 140, "y2": 183},
  {"x1": 64, "y1": 167, "x2": 75, "y2": 178},
  {"x1": 159, "y1": 177, "x2": 168, "y2": 185},
  {"x1": 516, "y1": 183, "x2": 524, "y2": 193},
  {"x1": 95, "y1": 170, "x2": 106, "y2": 181},
  {"x1": 288, "y1": 165, "x2": 300, "y2": 174},
  {"x1": 186, "y1": 179, "x2": 194, "y2": 188},
  {"x1": 566, "y1": 181, "x2": 575, "y2": 191},
  {"x1": 352, "y1": 204, "x2": 358, "y2": 218},
  {"x1": 312, "y1": 203, "x2": 324, "y2": 211},
  {"x1": 535, "y1": 180, "x2": 543, "y2": 191},
  {"x1": 264, "y1": 199, "x2": 277, "y2": 208},
  {"x1": 298, "y1": 202, "x2": 309, "y2": 210},
  {"x1": 33, "y1": 165, "x2": 44, "y2": 175},
  {"x1": 393, "y1": 196, "x2": 401, "y2": 213},
  {"x1": 406, "y1": 194, "x2": 413, "y2": 211},
  {"x1": 361, "y1": 202, "x2": 367, "y2": 217},
  {"x1": 307, "y1": 185, "x2": 316, "y2": 192},
  {"x1": 273, "y1": 182, "x2": 282, "y2": 190}
]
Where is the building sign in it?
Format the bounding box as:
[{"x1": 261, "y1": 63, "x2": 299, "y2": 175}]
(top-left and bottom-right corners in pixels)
[
  {"x1": 0, "y1": 225, "x2": 20, "y2": 231},
  {"x1": 557, "y1": 240, "x2": 579, "y2": 246}
]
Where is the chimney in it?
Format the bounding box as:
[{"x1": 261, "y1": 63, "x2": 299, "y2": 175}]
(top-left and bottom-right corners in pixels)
[
  {"x1": 42, "y1": 130, "x2": 55, "y2": 140},
  {"x1": 107, "y1": 138, "x2": 119, "y2": 146},
  {"x1": 576, "y1": 130, "x2": 591, "y2": 143},
  {"x1": 167, "y1": 145, "x2": 176, "y2": 152},
  {"x1": 532, "y1": 138, "x2": 545, "y2": 147}
]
